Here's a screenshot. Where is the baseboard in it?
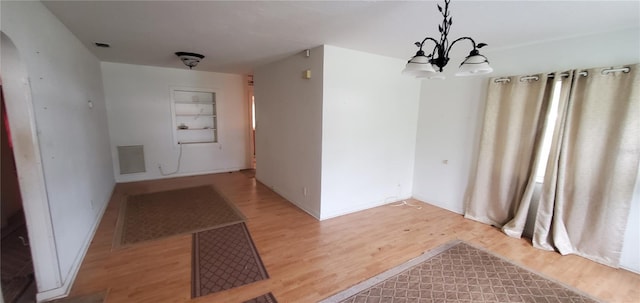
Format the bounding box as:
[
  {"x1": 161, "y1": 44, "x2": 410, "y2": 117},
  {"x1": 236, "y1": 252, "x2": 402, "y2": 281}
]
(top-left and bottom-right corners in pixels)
[
  {"x1": 411, "y1": 194, "x2": 464, "y2": 215},
  {"x1": 115, "y1": 166, "x2": 248, "y2": 183},
  {"x1": 254, "y1": 178, "x2": 321, "y2": 220},
  {"x1": 36, "y1": 182, "x2": 115, "y2": 302},
  {"x1": 621, "y1": 265, "x2": 640, "y2": 275},
  {"x1": 271, "y1": 188, "x2": 321, "y2": 220},
  {"x1": 36, "y1": 284, "x2": 67, "y2": 302},
  {"x1": 319, "y1": 195, "x2": 413, "y2": 221},
  {"x1": 286, "y1": 198, "x2": 321, "y2": 220}
]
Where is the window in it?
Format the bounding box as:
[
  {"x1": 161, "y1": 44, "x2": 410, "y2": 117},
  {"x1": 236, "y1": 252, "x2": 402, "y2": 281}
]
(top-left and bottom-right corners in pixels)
[
  {"x1": 534, "y1": 80, "x2": 563, "y2": 182},
  {"x1": 171, "y1": 88, "x2": 217, "y2": 144}
]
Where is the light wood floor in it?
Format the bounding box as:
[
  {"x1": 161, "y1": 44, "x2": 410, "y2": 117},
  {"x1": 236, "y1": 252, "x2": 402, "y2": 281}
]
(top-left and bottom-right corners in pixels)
[{"x1": 68, "y1": 172, "x2": 640, "y2": 302}]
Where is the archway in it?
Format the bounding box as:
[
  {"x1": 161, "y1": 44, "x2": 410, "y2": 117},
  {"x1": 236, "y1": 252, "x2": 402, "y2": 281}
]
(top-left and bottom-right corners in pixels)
[{"x1": 1, "y1": 32, "x2": 61, "y2": 300}]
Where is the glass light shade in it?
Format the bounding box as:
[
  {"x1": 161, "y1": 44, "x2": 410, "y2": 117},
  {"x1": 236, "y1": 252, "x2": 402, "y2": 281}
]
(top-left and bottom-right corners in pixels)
[
  {"x1": 402, "y1": 55, "x2": 436, "y2": 76},
  {"x1": 455, "y1": 53, "x2": 493, "y2": 76},
  {"x1": 429, "y1": 73, "x2": 446, "y2": 80},
  {"x1": 416, "y1": 71, "x2": 445, "y2": 80}
]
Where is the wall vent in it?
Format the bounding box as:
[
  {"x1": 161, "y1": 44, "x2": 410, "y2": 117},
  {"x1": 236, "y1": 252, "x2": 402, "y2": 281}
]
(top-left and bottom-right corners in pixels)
[{"x1": 117, "y1": 145, "x2": 145, "y2": 174}]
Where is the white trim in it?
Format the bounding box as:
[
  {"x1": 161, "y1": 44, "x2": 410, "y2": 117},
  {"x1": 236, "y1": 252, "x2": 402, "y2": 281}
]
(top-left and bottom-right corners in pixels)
[
  {"x1": 246, "y1": 81, "x2": 255, "y2": 169},
  {"x1": 35, "y1": 186, "x2": 113, "y2": 302},
  {"x1": 116, "y1": 167, "x2": 247, "y2": 183},
  {"x1": 1, "y1": 33, "x2": 62, "y2": 292},
  {"x1": 255, "y1": 177, "x2": 321, "y2": 219},
  {"x1": 274, "y1": 188, "x2": 320, "y2": 220},
  {"x1": 621, "y1": 265, "x2": 640, "y2": 275},
  {"x1": 411, "y1": 193, "x2": 464, "y2": 215},
  {"x1": 319, "y1": 195, "x2": 413, "y2": 221},
  {"x1": 287, "y1": 199, "x2": 321, "y2": 220}
]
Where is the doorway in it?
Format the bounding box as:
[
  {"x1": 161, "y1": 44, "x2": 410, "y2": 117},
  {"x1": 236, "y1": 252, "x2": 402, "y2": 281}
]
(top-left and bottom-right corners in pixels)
[
  {"x1": 1, "y1": 31, "x2": 61, "y2": 301},
  {"x1": 248, "y1": 75, "x2": 256, "y2": 169},
  {"x1": 1, "y1": 85, "x2": 36, "y2": 303},
  {"x1": 251, "y1": 95, "x2": 256, "y2": 168}
]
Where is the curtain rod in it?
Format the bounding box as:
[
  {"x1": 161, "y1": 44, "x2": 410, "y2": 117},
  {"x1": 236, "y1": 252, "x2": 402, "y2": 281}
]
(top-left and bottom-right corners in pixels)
[
  {"x1": 547, "y1": 71, "x2": 587, "y2": 78},
  {"x1": 494, "y1": 66, "x2": 631, "y2": 83}
]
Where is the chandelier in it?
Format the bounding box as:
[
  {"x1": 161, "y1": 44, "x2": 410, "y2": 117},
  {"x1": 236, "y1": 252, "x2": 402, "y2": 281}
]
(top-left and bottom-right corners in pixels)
[{"x1": 402, "y1": 0, "x2": 493, "y2": 79}]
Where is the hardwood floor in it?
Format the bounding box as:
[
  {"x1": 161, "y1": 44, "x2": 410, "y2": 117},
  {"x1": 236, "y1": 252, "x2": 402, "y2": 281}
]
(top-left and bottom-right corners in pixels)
[{"x1": 68, "y1": 172, "x2": 640, "y2": 302}]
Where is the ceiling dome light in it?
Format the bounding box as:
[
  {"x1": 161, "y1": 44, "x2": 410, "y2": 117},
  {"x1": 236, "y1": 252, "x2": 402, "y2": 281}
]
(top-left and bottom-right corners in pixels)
[
  {"x1": 402, "y1": 0, "x2": 493, "y2": 79},
  {"x1": 175, "y1": 52, "x2": 205, "y2": 69}
]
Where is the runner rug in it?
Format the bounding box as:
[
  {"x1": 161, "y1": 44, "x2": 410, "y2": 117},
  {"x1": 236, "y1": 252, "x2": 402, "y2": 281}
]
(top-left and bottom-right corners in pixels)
[
  {"x1": 192, "y1": 222, "x2": 269, "y2": 298},
  {"x1": 242, "y1": 292, "x2": 278, "y2": 303},
  {"x1": 115, "y1": 185, "x2": 245, "y2": 248},
  {"x1": 321, "y1": 241, "x2": 601, "y2": 303}
]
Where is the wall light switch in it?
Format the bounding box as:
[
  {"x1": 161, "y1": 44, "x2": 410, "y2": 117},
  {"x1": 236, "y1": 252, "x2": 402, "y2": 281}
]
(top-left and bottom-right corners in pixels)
[{"x1": 303, "y1": 69, "x2": 311, "y2": 79}]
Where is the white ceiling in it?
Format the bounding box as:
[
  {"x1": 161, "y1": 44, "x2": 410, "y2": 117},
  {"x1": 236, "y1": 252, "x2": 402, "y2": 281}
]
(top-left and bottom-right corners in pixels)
[{"x1": 42, "y1": 1, "x2": 640, "y2": 74}]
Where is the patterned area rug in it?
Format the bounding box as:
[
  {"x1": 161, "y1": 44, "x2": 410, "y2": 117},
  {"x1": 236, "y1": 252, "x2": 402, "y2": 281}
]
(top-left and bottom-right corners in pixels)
[
  {"x1": 321, "y1": 241, "x2": 601, "y2": 303},
  {"x1": 243, "y1": 292, "x2": 278, "y2": 303},
  {"x1": 115, "y1": 185, "x2": 245, "y2": 247},
  {"x1": 192, "y1": 222, "x2": 269, "y2": 298}
]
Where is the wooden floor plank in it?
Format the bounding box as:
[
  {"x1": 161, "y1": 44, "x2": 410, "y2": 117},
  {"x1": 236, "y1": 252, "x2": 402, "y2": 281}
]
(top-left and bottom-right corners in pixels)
[{"x1": 68, "y1": 172, "x2": 640, "y2": 302}]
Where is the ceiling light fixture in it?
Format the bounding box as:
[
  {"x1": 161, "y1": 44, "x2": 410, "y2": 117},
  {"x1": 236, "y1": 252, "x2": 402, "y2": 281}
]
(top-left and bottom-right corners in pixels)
[
  {"x1": 175, "y1": 52, "x2": 205, "y2": 69},
  {"x1": 402, "y1": 0, "x2": 493, "y2": 79}
]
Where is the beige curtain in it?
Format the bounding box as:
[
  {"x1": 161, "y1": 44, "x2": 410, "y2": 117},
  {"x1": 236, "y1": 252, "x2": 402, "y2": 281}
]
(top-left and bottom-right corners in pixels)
[
  {"x1": 533, "y1": 64, "x2": 640, "y2": 267},
  {"x1": 465, "y1": 74, "x2": 551, "y2": 228},
  {"x1": 501, "y1": 73, "x2": 573, "y2": 237}
]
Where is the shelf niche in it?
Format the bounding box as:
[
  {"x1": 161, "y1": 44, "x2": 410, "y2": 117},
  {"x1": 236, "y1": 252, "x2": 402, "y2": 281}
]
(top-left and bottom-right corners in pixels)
[{"x1": 171, "y1": 88, "x2": 218, "y2": 144}]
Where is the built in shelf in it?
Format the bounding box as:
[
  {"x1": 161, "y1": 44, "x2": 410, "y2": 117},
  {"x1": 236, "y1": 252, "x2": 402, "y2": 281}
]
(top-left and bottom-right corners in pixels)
[
  {"x1": 175, "y1": 114, "x2": 216, "y2": 117},
  {"x1": 177, "y1": 128, "x2": 217, "y2": 131},
  {"x1": 174, "y1": 101, "x2": 215, "y2": 104},
  {"x1": 178, "y1": 141, "x2": 216, "y2": 145},
  {"x1": 172, "y1": 89, "x2": 218, "y2": 144}
]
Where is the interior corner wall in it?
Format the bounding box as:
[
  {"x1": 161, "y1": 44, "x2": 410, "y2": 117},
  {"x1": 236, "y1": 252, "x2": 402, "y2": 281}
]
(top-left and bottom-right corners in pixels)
[
  {"x1": 253, "y1": 46, "x2": 324, "y2": 218},
  {"x1": 412, "y1": 75, "x2": 487, "y2": 214},
  {"x1": 101, "y1": 62, "x2": 249, "y2": 182},
  {"x1": 1, "y1": 0, "x2": 115, "y2": 297},
  {"x1": 412, "y1": 27, "x2": 640, "y2": 270},
  {"x1": 320, "y1": 45, "x2": 420, "y2": 220}
]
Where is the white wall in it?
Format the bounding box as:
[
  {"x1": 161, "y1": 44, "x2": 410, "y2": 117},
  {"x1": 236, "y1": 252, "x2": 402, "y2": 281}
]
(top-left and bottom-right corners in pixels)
[
  {"x1": 621, "y1": 167, "x2": 640, "y2": 273},
  {"x1": 321, "y1": 45, "x2": 420, "y2": 219},
  {"x1": 412, "y1": 77, "x2": 486, "y2": 214},
  {"x1": 412, "y1": 28, "x2": 640, "y2": 270},
  {"x1": 254, "y1": 46, "x2": 324, "y2": 218},
  {"x1": 254, "y1": 45, "x2": 420, "y2": 220},
  {"x1": 1, "y1": 1, "x2": 115, "y2": 299},
  {"x1": 101, "y1": 62, "x2": 249, "y2": 182}
]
